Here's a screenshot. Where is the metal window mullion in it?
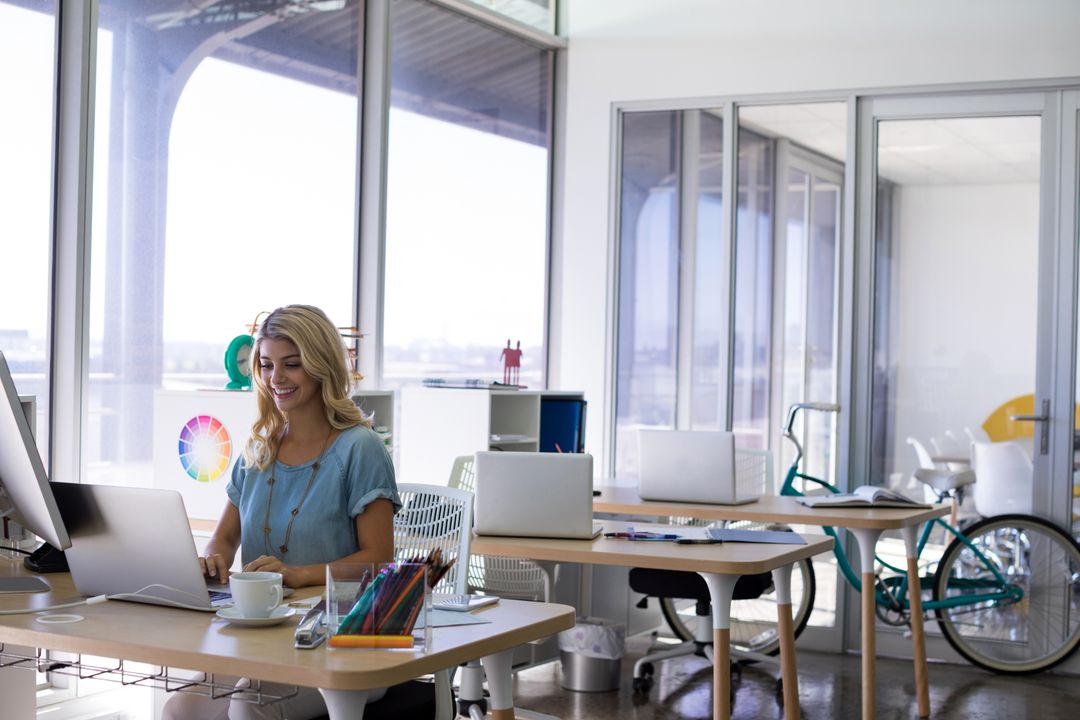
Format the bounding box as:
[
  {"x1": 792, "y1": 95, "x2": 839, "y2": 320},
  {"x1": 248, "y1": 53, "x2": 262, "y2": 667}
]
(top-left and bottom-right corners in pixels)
[
  {"x1": 1041, "y1": 90, "x2": 1075, "y2": 526},
  {"x1": 768, "y1": 138, "x2": 791, "y2": 461},
  {"x1": 356, "y1": 0, "x2": 391, "y2": 389},
  {"x1": 676, "y1": 110, "x2": 700, "y2": 430},
  {"x1": 718, "y1": 102, "x2": 737, "y2": 431},
  {"x1": 49, "y1": 0, "x2": 97, "y2": 484}
]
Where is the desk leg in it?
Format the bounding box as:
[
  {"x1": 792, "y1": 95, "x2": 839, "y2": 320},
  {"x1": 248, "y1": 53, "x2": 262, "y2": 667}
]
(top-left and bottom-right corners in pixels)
[
  {"x1": 317, "y1": 688, "x2": 369, "y2": 720},
  {"x1": 481, "y1": 648, "x2": 516, "y2": 720},
  {"x1": 850, "y1": 528, "x2": 883, "y2": 720},
  {"x1": 772, "y1": 564, "x2": 800, "y2": 720},
  {"x1": 699, "y1": 573, "x2": 739, "y2": 720},
  {"x1": 902, "y1": 525, "x2": 930, "y2": 718}
]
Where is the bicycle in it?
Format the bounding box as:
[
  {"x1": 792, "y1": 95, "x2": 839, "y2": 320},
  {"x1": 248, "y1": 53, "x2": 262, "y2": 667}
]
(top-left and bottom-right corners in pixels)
[{"x1": 659, "y1": 402, "x2": 1080, "y2": 674}]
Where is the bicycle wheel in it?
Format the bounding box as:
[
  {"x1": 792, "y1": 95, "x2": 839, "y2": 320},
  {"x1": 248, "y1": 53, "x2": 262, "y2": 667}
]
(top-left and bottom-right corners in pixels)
[
  {"x1": 659, "y1": 557, "x2": 816, "y2": 656},
  {"x1": 933, "y1": 513, "x2": 1080, "y2": 674}
]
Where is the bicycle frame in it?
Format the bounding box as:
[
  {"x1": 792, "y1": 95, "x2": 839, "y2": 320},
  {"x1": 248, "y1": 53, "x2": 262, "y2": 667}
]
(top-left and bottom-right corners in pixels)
[{"x1": 780, "y1": 403, "x2": 1023, "y2": 617}]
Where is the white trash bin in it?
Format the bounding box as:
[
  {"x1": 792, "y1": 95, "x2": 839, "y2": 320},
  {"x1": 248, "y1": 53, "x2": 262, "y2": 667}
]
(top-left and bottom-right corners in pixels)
[{"x1": 558, "y1": 617, "x2": 625, "y2": 692}]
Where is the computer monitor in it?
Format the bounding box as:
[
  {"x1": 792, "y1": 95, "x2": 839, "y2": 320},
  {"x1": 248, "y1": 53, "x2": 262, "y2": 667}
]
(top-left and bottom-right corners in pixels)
[{"x1": 0, "y1": 350, "x2": 70, "y2": 590}]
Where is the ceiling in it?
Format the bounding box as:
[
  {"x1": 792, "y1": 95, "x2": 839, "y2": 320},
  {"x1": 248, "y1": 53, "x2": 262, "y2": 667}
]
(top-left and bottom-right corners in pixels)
[{"x1": 739, "y1": 102, "x2": 1041, "y2": 186}]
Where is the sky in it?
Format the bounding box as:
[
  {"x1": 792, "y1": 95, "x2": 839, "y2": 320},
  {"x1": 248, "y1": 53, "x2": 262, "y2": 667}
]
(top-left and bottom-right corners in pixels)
[{"x1": 1, "y1": 2, "x2": 547, "y2": 357}]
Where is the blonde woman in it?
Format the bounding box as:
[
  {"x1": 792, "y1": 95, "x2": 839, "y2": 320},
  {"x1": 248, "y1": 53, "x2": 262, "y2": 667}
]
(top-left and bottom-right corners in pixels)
[{"x1": 164, "y1": 304, "x2": 398, "y2": 720}]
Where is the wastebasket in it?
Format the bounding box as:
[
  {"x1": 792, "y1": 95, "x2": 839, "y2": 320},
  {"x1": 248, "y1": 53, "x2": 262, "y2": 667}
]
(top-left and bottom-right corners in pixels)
[{"x1": 558, "y1": 617, "x2": 625, "y2": 692}]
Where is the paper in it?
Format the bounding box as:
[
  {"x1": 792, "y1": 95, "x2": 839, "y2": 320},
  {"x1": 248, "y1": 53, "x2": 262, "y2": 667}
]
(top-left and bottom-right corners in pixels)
[{"x1": 707, "y1": 528, "x2": 807, "y2": 545}]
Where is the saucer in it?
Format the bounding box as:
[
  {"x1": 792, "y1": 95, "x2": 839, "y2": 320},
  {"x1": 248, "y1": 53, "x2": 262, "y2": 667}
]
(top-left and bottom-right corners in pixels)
[{"x1": 216, "y1": 606, "x2": 296, "y2": 627}]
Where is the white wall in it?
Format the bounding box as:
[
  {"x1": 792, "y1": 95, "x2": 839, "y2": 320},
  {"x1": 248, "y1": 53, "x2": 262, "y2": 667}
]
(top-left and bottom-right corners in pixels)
[
  {"x1": 555, "y1": 0, "x2": 1080, "y2": 471},
  {"x1": 889, "y1": 183, "x2": 1039, "y2": 476}
]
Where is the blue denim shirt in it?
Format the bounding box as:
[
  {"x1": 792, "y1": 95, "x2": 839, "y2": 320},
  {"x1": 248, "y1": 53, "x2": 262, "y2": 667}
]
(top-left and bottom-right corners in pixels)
[{"x1": 227, "y1": 424, "x2": 400, "y2": 568}]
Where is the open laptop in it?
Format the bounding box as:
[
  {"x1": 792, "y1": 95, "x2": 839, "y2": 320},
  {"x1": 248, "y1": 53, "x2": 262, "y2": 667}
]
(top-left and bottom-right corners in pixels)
[
  {"x1": 637, "y1": 429, "x2": 758, "y2": 505},
  {"x1": 473, "y1": 452, "x2": 603, "y2": 539},
  {"x1": 51, "y1": 482, "x2": 232, "y2": 611}
]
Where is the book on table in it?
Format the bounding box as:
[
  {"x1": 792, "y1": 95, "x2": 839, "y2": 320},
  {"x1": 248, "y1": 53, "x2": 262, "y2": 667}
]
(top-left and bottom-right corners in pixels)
[{"x1": 796, "y1": 485, "x2": 932, "y2": 509}]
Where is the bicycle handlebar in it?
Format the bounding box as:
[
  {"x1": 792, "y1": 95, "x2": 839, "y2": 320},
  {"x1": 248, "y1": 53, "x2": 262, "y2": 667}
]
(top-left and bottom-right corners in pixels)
[
  {"x1": 783, "y1": 402, "x2": 841, "y2": 473},
  {"x1": 783, "y1": 402, "x2": 841, "y2": 435}
]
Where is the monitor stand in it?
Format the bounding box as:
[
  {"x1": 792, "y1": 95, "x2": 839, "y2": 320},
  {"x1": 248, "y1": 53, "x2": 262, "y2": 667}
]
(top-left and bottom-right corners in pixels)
[
  {"x1": 23, "y1": 542, "x2": 68, "y2": 573},
  {"x1": 0, "y1": 544, "x2": 63, "y2": 593}
]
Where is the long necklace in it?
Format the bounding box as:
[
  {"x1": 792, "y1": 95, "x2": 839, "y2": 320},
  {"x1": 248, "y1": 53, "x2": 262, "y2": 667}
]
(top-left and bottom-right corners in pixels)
[{"x1": 262, "y1": 426, "x2": 333, "y2": 556}]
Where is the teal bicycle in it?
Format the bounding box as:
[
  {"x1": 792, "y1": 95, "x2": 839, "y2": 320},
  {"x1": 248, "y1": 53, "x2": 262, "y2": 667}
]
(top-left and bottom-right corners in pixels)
[
  {"x1": 777, "y1": 401, "x2": 1080, "y2": 674},
  {"x1": 660, "y1": 402, "x2": 1080, "y2": 673}
]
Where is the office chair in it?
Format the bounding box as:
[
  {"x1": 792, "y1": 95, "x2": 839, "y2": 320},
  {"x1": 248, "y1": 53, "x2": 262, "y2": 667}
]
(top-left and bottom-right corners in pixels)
[
  {"x1": 629, "y1": 448, "x2": 775, "y2": 697},
  {"x1": 970, "y1": 440, "x2": 1033, "y2": 517},
  {"x1": 446, "y1": 456, "x2": 556, "y2": 720},
  {"x1": 340, "y1": 483, "x2": 474, "y2": 720}
]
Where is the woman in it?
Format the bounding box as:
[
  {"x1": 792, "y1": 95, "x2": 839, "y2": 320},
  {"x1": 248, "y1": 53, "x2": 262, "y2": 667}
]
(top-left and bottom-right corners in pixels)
[{"x1": 164, "y1": 304, "x2": 399, "y2": 720}]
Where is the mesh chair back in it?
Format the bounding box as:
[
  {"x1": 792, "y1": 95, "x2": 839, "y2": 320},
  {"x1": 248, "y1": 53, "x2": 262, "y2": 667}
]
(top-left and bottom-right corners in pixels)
[{"x1": 394, "y1": 483, "x2": 473, "y2": 595}]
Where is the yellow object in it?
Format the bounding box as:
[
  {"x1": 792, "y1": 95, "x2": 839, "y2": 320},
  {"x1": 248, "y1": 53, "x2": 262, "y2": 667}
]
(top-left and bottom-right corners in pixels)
[
  {"x1": 981, "y1": 393, "x2": 1080, "y2": 442},
  {"x1": 329, "y1": 634, "x2": 414, "y2": 649}
]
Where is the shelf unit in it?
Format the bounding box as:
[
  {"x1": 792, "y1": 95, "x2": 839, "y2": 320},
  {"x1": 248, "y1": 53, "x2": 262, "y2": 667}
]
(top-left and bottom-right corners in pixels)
[{"x1": 399, "y1": 386, "x2": 585, "y2": 486}]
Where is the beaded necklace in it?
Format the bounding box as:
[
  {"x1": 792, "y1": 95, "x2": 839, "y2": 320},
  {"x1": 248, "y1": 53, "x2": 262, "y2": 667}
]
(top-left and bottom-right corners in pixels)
[{"x1": 262, "y1": 426, "x2": 333, "y2": 556}]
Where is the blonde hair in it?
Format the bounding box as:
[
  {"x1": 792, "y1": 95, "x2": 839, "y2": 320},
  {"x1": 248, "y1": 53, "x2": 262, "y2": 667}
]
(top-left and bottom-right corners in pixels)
[{"x1": 244, "y1": 305, "x2": 370, "y2": 469}]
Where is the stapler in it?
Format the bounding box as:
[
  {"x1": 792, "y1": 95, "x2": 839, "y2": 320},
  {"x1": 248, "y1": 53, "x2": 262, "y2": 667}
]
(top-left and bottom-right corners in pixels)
[{"x1": 294, "y1": 598, "x2": 328, "y2": 649}]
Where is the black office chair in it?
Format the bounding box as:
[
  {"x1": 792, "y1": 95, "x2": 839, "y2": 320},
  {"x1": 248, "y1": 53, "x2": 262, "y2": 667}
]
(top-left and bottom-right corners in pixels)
[{"x1": 629, "y1": 568, "x2": 774, "y2": 695}]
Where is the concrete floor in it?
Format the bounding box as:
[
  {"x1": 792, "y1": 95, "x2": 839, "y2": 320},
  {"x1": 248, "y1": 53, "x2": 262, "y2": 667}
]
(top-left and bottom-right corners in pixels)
[{"x1": 509, "y1": 635, "x2": 1080, "y2": 719}]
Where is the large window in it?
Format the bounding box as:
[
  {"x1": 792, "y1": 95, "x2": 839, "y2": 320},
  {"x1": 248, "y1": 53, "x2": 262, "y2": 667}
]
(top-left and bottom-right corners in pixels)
[
  {"x1": 0, "y1": 1, "x2": 56, "y2": 452},
  {"x1": 382, "y1": 0, "x2": 552, "y2": 391},
  {"x1": 88, "y1": 1, "x2": 362, "y2": 483}
]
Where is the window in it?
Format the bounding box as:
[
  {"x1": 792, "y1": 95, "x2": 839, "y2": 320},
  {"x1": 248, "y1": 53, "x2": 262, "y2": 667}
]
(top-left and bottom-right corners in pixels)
[
  {"x1": 88, "y1": 1, "x2": 362, "y2": 484},
  {"x1": 0, "y1": 0, "x2": 56, "y2": 452},
  {"x1": 613, "y1": 111, "x2": 680, "y2": 476},
  {"x1": 382, "y1": 0, "x2": 553, "y2": 390}
]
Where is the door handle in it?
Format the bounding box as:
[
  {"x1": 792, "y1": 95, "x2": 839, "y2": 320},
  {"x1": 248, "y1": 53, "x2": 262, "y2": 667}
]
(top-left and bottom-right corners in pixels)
[{"x1": 1009, "y1": 398, "x2": 1050, "y2": 455}]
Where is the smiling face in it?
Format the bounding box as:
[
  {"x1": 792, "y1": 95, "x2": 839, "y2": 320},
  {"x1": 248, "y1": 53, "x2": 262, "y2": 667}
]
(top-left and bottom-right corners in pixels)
[{"x1": 257, "y1": 337, "x2": 322, "y2": 417}]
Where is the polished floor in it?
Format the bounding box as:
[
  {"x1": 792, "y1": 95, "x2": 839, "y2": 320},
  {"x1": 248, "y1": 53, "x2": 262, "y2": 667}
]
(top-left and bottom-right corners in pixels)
[{"x1": 510, "y1": 635, "x2": 1079, "y2": 719}]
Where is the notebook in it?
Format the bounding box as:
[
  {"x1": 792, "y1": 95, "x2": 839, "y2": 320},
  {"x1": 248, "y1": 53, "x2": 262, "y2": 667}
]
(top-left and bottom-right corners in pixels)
[
  {"x1": 51, "y1": 482, "x2": 233, "y2": 612},
  {"x1": 637, "y1": 429, "x2": 758, "y2": 505},
  {"x1": 473, "y1": 451, "x2": 603, "y2": 539}
]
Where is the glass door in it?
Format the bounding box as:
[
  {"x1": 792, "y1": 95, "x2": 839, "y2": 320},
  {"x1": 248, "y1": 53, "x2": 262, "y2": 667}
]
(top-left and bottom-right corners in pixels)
[{"x1": 854, "y1": 90, "x2": 1075, "y2": 663}]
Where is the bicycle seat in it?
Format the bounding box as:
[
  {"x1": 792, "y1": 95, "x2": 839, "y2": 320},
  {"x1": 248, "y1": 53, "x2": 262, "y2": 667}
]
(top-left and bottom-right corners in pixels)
[{"x1": 913, "y1": 467, "x2": 976, "y2": 493}]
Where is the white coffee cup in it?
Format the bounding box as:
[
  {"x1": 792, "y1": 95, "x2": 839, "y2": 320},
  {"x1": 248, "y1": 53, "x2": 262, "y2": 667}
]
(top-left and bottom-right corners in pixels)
[{"x1": 229, "y1": 571, "x2": 284, "y2": 618}]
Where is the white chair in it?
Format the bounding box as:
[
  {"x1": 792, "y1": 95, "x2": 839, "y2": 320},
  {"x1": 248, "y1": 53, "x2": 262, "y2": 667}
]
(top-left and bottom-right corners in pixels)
[
  {"x1": 392, "y1": 483, "x2": 475, "y2": 720},
  {"x1": 970, "y1": 441, "x2": 1033, "y2": 517},
  {"x1": 394, "y1": 483, "x2": 474, "y2": 594},
  {"x1": 906, "y1": 436, "x2": 937, "y2": 470},
  {"x1": 443, "y1": 458, "x2": 554, "y2": 720}
]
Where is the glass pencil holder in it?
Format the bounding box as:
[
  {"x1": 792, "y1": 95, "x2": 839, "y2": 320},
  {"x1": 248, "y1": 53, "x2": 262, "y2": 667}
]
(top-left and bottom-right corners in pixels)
[{"x1": 326, "y1": 562, "x2": 431, "y2": 651}]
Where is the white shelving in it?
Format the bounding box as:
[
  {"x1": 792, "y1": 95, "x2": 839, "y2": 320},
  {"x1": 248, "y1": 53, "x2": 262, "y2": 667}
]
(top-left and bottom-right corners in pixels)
[{"x1": 399, "y1": 386, "x2": 585, "y2": 486}]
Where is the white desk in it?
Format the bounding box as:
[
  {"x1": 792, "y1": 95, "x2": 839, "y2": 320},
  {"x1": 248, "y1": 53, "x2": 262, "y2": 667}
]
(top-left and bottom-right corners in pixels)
[
  {"x1": 472, "y1": 520, "x2": 833, "y2": 720},
  {"x1": 594, "y1": 489, "x2": 949, "y2": 720},
  {"x1": 0, "y1": 561, "x2": 574, "y2": 720}
]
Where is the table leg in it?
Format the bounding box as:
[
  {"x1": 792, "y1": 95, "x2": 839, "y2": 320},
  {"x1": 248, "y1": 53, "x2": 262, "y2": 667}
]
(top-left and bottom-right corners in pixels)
[
  {"x1": 317, "y1": 688, "x2": 369, "y2": 720},
  {"x1": 699, "y1": 573, "x2": 739, "y2": 720},
  {"x1": 850, "y1": 527, "x2": 884, "y2": 720},
  {"x1": 902, "y1": 525, "x2": 930, "y2": 718},
  {"x1": 772, "y1": 564, "x2": 800, "y2": 720},
  {"x1": 481, "y1": 648, "x2": 516, "y2": 720}
]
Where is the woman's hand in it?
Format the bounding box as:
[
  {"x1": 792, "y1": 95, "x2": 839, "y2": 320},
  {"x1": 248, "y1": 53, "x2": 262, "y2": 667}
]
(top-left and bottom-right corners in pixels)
[
  {"x1": 200, "y1": 553, "x2": 230, "y2": 582},
  {"x1": 243, "y1": 554, "x2": 305, "y2": 587}
]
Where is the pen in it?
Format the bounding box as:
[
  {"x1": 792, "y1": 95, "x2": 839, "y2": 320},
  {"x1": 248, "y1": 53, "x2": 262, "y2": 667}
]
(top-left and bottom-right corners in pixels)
[{"x1": 604, "y1": 532, "x2": 681, "y2": 540}]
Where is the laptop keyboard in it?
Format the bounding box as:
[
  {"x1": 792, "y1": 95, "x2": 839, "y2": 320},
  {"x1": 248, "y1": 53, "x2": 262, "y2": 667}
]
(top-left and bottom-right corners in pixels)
[{"x1": 208, "y1": 589, "x2": 232, "y2": 605}]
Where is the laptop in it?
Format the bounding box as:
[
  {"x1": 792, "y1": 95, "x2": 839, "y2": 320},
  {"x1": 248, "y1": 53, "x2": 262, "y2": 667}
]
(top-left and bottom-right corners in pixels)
[
  {"x1": 473, "y1": 452, "x2": 603, "y2": 539},
  {"x1": 637, "y1": 429, "x2": 758, "y2": 505},
  {"x1": 51, "y1": 482, "x2": 233, "y2": 612}
]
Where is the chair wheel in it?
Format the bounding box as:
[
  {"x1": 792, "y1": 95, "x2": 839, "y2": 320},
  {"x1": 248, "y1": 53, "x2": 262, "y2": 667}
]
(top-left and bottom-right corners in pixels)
[
  {"x1": 632, "y1": 676, "x2": 653, "y2": 694},
  {"x1": 640, "y1": 662, "x2": 654, "y2": 677}
]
